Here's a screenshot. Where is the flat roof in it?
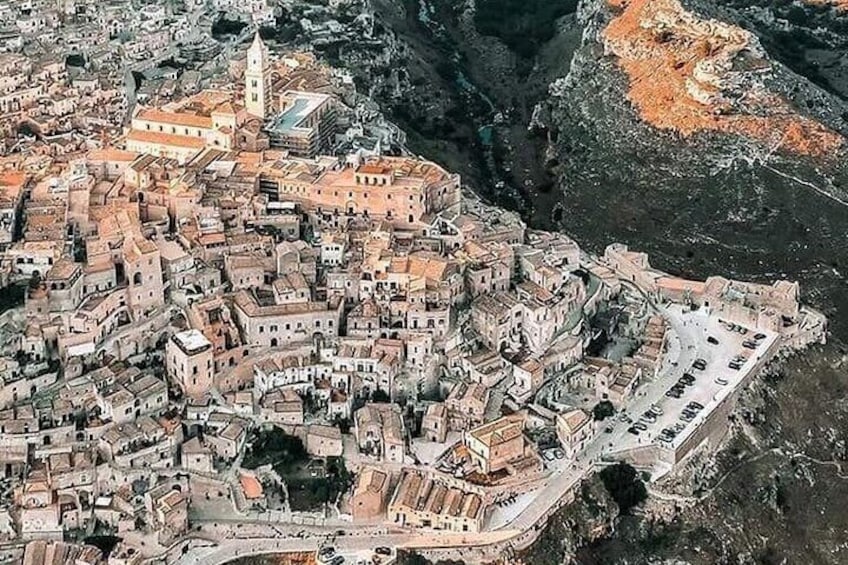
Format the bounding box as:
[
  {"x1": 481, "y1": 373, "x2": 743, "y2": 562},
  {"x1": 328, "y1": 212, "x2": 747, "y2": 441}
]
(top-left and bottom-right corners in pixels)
[
  {"x1": 270, "y1": 91, "x2": 330, "y2": 134},
  {"x1": 171, "y1": 329, "x2": 212, "y2": 354}
]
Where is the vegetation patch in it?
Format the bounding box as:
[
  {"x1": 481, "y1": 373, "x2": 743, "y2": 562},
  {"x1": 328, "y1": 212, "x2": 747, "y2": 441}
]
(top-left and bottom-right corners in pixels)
[
  {"x1": 474, "y1": 0, "x2": 577, "y2": 59},
  {"x1": 598, "y1": 462, "x2": 647, "y2": 515},
  {"x1": 242, "y1": 428, "x2": 308, "y2": 472}
]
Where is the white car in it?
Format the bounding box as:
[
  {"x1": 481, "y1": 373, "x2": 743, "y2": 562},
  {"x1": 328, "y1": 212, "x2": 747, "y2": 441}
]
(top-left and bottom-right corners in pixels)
[{"x1": 715, "y1": 377, "x2": 729, "y2": 385}]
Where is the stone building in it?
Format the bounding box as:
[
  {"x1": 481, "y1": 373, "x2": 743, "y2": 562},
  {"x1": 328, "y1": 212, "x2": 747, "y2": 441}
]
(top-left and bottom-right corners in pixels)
[
  {"x1": 354, "y1": 403, "x2": 406, "y2": 463},
  {"x1": 421, "y1": 403, "x2": 448, "y2": 443},
  {"x1": 350, "y1": 466, "x2": 391, "y2": 522},
  {"x1": 388, "y1": 469, "x2": 486, "y2": 533},
  {"x1": 555, "y1": 408, "x2": 595, "y2": 461},
  {"x1": 166, "y1": 330, "x2": 214, "y2": 399},
  {"x1": 464, "y1": 414, "x2": 526, "y2": 475}
]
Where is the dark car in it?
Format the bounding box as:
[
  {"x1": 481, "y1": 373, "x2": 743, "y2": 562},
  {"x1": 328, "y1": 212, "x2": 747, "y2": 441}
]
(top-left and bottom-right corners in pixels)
[
  {"x1": 728, "y1": 362, "x2": 741, "y2": 370},
  {"x1": 627, "y1": 426, "x2": 640, "y2": 435},
  {"x1": 754, "y1": 333, "x2": 767, "y2": 340},
  {"x1": 742, "y1": 341, "x2": 757, "y2": 350},
  {"x1": 707, "y1": 336, "x2": 719, "y2": 345},
  {"x1": 375, "y1": 548, "x2": 392, "y2": 556},
  {"x1": 687, "y1": 402, "x2": 704, "y2": 411},
  {"x1": 680, "y1": 374, "x2": 695, "y2": 383},
  {"x1": 329, "y1": 556, "x2": 345, "y2": 565}
]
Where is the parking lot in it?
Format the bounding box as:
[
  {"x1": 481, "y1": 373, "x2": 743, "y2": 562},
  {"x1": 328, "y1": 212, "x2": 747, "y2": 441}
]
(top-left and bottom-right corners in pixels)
[{"x1": 600, "y1": 305, "x2": 778, "y2": 460}]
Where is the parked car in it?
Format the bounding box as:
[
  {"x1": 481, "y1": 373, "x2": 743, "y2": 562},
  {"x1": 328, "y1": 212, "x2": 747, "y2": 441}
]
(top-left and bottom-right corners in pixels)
[
  {"x1": 375, "y1": 548, "x2": 392, "y2": 556},
  {"x1": 742, "y1": 341, "x2": 757, "y2": 350},
  {"x1": 687, "y1": 401, "x2": 704, "y2": 410},
  {"x1": 728, "y1": 362, "x2": 741, "y2": 370},
  {"x1": 715, "y1": 377, "x2": 729, "y2": 385},
  {"x1": 754, "y1": 333, "x2": 767, "y2": 341},
  {"x1": 634, "y1": 422, "x2": 648, "y2": 431},
  {"x1": 650, "y1": 405, "x2": 664, "y2": 416},
  {"x1": 707, "y1": 336, "x2": 719, "y2": 345},
  {"x1": 693, "y1": 359, "x2": 707, "y2": 370},
  {"x1": 627, "y1": 426, "x2": 640, "y2": 435},
  {"x1": 329, "y1": 556, "x2": 345, "y2": 565}
]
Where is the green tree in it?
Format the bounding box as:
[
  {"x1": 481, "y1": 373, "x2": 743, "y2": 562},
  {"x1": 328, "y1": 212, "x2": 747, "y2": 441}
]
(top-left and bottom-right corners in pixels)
[
  {"x1": 592, "y1": 400, "x2": 615, "y2": 421},
  {"x1": 242, "y1": 428, "x2": 308, "y2": 471},
  {"x1": 599, "y1": 463, "x2": 647, "y2": 515}
]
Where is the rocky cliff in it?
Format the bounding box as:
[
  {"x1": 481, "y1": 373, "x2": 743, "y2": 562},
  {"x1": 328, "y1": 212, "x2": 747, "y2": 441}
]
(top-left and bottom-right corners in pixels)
[{"x1": 548, "y1": 0, "x2": 848, "y2": 168}]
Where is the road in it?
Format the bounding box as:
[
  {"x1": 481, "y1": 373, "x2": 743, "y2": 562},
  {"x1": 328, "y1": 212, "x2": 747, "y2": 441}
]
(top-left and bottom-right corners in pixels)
[{"x1": 172, "y1": 529, "x2": 521, "y2": 565}]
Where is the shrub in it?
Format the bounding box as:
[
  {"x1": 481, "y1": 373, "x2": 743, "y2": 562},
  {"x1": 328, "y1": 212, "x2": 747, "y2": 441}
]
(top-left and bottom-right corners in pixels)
[
  {"x1": 599, "y1": 462, "x2": 647, "y2": 514},
  {"x1": 592, "y1": 400, "x2": 615, "y2": 421}
]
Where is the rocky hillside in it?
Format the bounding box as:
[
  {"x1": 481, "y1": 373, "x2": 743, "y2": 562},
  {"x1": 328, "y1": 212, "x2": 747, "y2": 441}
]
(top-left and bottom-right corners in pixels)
[{"x1": 540, "y1": 0, "x2": 848, "y2": 335}]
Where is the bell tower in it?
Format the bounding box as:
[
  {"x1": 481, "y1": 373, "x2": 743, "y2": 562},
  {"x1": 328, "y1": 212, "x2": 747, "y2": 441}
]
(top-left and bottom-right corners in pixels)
[{"x1": 245, "y1": 32, "x2": 271, "y2": 120}]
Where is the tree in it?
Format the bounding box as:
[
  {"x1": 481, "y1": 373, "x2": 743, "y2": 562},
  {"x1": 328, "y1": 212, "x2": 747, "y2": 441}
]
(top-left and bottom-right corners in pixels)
[
  {"x1": 371, "y1": 389, "x2": 390, "y2": 403},
  {"x1": 592, "y1": 400, "x2": 615, "y2": 421},
  {"x1": 599, "y1": 462, "x2": 647, "y2": 515},
  {"x1": 28, "y1": 272, "x2": 41, "y2": 289},
  {"x1": 242, "y1": 428, "x2": 308, "y2": 471}
]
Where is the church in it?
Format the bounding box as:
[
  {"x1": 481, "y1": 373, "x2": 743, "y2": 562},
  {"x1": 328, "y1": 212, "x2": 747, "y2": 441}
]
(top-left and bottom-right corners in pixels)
[{"x1": 124, "y1": 33, "x2": 336, "y2": 162}]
